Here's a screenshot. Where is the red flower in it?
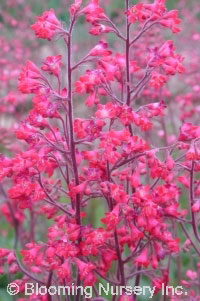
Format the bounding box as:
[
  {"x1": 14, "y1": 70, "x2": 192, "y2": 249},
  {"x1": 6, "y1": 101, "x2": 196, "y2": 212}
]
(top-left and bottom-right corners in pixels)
[
  {"x1": 179, "y1": 123, "x2": 200, "y2": 141},
  {"x1": 0, "y1": 248, "x2": 10, "y2": 258},
  {"x1": 21, "y1": 244, "x2": 42, "y2": 265},
  {"x1": 33, "y1": 95, "x2": 60, "y2": 118},
  {"x1": 57, "y1": 261, "x2": 71, "y2": 280},
  {"x1": 192, "y1": 201, "x2": 200, "y2": 213},
  {"x1": 18, "y1": 61, "x2": 42, "y2": 94},
  {"x1": 86, "y1": 92, "x2": 100, "y2": 107},
  {"x1": 101, "y1": 205, "x2": 120, "y2": 230},
  {"x1": 75, "y1": 259, "x2": 97, "y2": 286},
  {"x1": 95, "y1": 102, "x2": 118, "y2": 119},
  {"x1": 89, "y1": 24, "x2": 113, "y2": 35},
  {"x1": 89, "y1": 41, "x2": 112, "y2": 57},
  {"x1": 130, "y1": 224, "x2": 144, "y2": 240},
  {"x1": 69, "y1": 181, "x2": 91, "y2": 200},
  {"x1": 75, "y1": 70, "x2": 104, "y2": 94},
  {"x1": 41, "y1": 55, "x2": 62, "y2": 77},
  {"x1": 145, "y1": 100, "x2": 166, "y2": 117},
  {"x1": 134, "y1": 247, "x2": 150, "y2": 267},
  {"x1": 150, "y1": 72, "x2": 167, "y2": 89},
  {"x1": 74, "y1": 118, "x2": 105, "y2": 140},
  {"x1": 149, "y1": 41, "x2": 185, "y2": 76},
  {"x1": 109, "y1": 183, "x2": 129, "y2": 204},
  {"x1": 186, "y1": 270, "x2": 197, "y2": 280},
  {"x1": 31, "y1": 9, "x2": 62, "y2": 40},
  {"x1": 127, "y1": 1, "x2": 181, "y2": 33},
  {"x1": 81, "y1": 0, "x2": 105, "y2": 24},
  {"x1": 127, "y1": 4, "x2": 149, "y2": 23},
  {"x1": 159, "y1": 10, "x2": 181, "y2": 33},
  {"x1": 130, "y1": 170, "x2": 140, "y2": 188},
  {"x1": 70, "y1": 0, "x2": 82, "y2": 15}
]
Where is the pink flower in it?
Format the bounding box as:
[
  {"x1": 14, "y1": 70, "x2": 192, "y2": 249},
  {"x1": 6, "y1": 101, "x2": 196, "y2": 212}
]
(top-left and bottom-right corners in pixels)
[
  {"x1": 95, "y1": 102, "x2": 117, "y2": 119},
  {"x1": 89, "y1": 24, "x2": 113, "y2": 35},
  {"x1": 134, "y1": 247, "x2": 150, "y2": 267},
  {"x1": 159, "y1": 10, "x2": 181, "y2": 33},
  {"x1": 186, "y1": 270, "x2": 197, "y2": 280},
  {"x1": 86, "y1": 92, "x2": 100, "y2": 107},
  {"x1": 192, "y1": 201, "x2": 200, "y2": 213},
  {"x1": 70, "y1": 0, "x2": 82, "y2": 15},
  {"x1": 150, "y1": 72, "x2": 167, "y2": 89},
  {"x1": 41, "y1": 55, "x2": 62, "y2": 76},
  {"x1": 81, "y1": 0, "x2": 105, "y2": 23},
  {"x1": 89, "y1": 41, "x2": 112, "y2": 57},
  {"x1": 31, "y1": 9, "x2": 62, "y2": 40},
  {"x1": 18, "y1": 61, "x2": 42, "y2": 94},
  {"x1": 179, "y1": 123, "x2": 200, "y2": 141},
  {"x1": 0, "y1": 248, "x2": 10, "y2": 258},
  {"x1": 101, "y1": 205, "x2": 120, "y2": 230},
  {"x1": 75, "y1": 259, "x2": 97, "y2": 286},
  {"x1": 57, "y1": 261, "x2": 71, "y2": 279}
]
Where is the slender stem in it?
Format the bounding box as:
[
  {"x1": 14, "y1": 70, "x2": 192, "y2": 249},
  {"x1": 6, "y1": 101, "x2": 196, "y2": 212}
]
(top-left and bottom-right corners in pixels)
[
  {"x1": 123, "y1": 241, "x2": 147, "y2": 264},
  {"x1": 94, "y1": 270, "x2": 120, "y2": 286},
  {"x1": 104, "y1": 16, "x2": 126, "y2": 41},
  {"x1": 37, "y1": 132, "x2": 67, "y2": 154},
  {"x1": 125, "y1": 0, "x2": 131, "y2": 106},
  {"x1": 0, "y1": 185, "x2": 19, "y2": 249},
  {"x1": 60, "y1": 115, "x2": 70, "y2": 148},
  {"x1": 111, "y1": 152, "x2": 146, "y2": 172},
  {"x1": 14, "y1": 251, "x2": 46, "y2": 285},
  {"x1": 150, "y1": 178, "x2": 160, "y2": 190},
  {"x1": 67, "y1": 18, "x2": 81, "y2": 225},
  {"x1": 107, "y1": 161, "x2": 126, "y2": 286},
  {"x1": 190, "y1": 161, "x2": 200, "y2": 243},
  {"x1": 130, "y1": 66, "x2": 150, "y2": 94},
  {"x1": 6, "y1": 201, "x2": 19, "y2": 249},
  {"x1": 66, "y1": 16, "x2": 82, "y2": 301},
  {"x1": 126, "y1": 269, "x2": 154, "y2": 280},
  {"x1": 163, "y1": 255, "x2": 171, "y2": 301},
  {"x1": 71, "y1": 54, "x2": 90, "y2": 70},
  {"x1": 134, "y1": 267, "x2": 141, "y2": 300},
  {"x1": 130, "y1": 21, "x2": 158, "y2": 46},
  {"x1": 48, "y1": 153, "x2": 69, "y2": 182},
  {"x1": 114, "y1": 231, "x2": 126, "y2": 286},
  {"x1": 180, "y1": 222, "x2": 200, "y2": 256},
  {"x1": 30, "y1": 211, "x2": 35, "y2": 242},
  {"x1": 47, "y1": 271, "x2": 53, "y2": 301},
  {"x1": 38, "y1": 174, "x2": 72, "y2": 216}
]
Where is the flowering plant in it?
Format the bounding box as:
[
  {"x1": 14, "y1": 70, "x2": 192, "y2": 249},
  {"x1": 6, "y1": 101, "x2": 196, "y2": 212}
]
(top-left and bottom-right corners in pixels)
[{"x1": 0, "y1": 0, "x2": 200, "y2": 300}]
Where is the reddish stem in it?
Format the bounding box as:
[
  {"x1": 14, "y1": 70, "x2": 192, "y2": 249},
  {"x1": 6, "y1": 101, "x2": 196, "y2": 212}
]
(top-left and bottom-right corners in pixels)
[
  {"x1": 66, "y1": 15, "x2": 82, "y2": 301},
  {"x1": 125, "y1": 0, "x2": 131, "y2": 106},
  {"x1": 190, "y1": 161, "x2": 200, "y2": 243}
]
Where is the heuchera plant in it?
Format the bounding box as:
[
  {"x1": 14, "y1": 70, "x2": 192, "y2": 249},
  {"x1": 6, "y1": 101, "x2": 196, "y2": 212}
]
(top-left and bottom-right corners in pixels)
[{"x1": 1, "y1": 0, "x2": 200, "y2": 300}]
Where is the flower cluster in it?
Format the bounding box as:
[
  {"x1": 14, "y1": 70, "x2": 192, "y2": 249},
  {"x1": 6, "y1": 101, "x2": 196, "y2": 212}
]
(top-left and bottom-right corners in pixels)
[{"x1": 0, "y1": 0, "x2": 200, "y2": 301}]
